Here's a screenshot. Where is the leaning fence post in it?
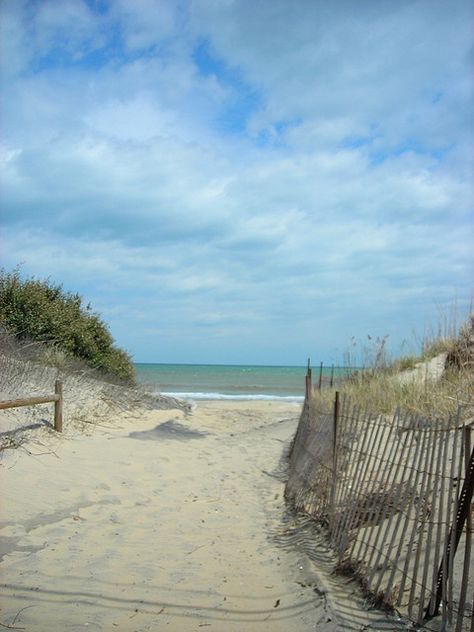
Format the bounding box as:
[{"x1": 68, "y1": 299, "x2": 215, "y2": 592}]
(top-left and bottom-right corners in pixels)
[
  {"x1": 318, "y1": 361, "x2": 323, "y2": 391},
  {"x1": 330, "y1": 391, "x2": 340, "y2": 530},
  {"x1": 426, "y1": 435, "x2": 474, "y2": 619},
  {"x1": 54, "y1": 379, "x2": 63, "y2": 432},
  {"x1": 455, "y1": 425, "x2": 472, "y2": 632},
  {"x1": 305, "y1": 359, "x2": 312, "y2": 401}
]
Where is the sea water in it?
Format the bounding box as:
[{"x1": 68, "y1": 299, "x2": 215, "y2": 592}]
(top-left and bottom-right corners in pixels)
[
  {"x1": 134, "y1": 363, "x2": 354, "y2": 402},
  {"x1": 134, "y1": 363, "x2": 306, "y2": 401}
]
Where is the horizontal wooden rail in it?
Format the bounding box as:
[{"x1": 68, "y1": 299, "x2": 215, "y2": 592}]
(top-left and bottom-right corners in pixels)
[
  {"x1": 0, "y1": 395, "x2": 60, "y2": 409},
  {"x1": 0, "y1": 380, "x2": 63, "y2": 432}
]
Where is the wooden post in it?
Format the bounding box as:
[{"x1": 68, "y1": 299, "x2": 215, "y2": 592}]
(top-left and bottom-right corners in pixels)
[
  {"x1": 305, "y1": 359, "x2": 312, "y2": 401},
  {"x1": 331, "y1": 391, "x2": 340, "y2": 527},
  {"x1": 426, "y1": 437, "x2": 474, "y2": 619},
  {"x1": 318, "y1": 361, "x2": 323, "y2": 391},
  {"x1": 54, "y1": 379, "x2": 63, "y2": 432},
  {"x1": 330, "y1": 364, "x2": 335, "y2": 388},
  {"x1": 455, "y1": 426, "x2": 472, "y2": 632}
]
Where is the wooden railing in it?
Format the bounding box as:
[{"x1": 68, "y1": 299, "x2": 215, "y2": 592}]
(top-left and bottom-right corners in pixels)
[{"x1": 0, "y1": 379, "x2": 63, "y2": 432}]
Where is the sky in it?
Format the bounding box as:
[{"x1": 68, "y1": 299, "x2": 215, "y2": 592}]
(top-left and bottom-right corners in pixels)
[{"x1": 0, "y1": 0, "x2": 473, "y2": 366}]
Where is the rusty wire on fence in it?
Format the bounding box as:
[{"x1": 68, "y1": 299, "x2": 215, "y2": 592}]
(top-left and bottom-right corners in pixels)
[{"x1": 285, "y1": 378, "x2": 473, "y2": 631}]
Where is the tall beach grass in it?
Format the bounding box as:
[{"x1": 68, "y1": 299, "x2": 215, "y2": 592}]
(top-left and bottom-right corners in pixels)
[{"x1": 317, "y1": 315, "x2": 474, "y2": 420}]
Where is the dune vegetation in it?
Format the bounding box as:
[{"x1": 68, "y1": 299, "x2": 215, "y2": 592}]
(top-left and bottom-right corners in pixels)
[
  {"x1": 318, "y1": 315, "x2": 474, "y2": 420},
  {"x1": 0, "y1": 268, "x2": 135, "y2": 383}
]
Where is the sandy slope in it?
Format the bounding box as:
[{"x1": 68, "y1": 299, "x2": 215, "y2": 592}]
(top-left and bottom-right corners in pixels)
[
  {"x1": 397, "y1": 352, "x2": 447, "y2": 385},
  {"x1": 0, "y1": 401, "x2": 407, "y2": 631}
]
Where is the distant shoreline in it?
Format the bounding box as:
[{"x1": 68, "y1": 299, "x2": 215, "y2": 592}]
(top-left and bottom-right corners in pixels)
[{"x1": 134, "y1": 362, "x2": 356, "y2": 401}]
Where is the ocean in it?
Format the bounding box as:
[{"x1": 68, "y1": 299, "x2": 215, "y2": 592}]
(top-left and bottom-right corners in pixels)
[
  {"x1": 134, "y1": 363, "x2": 355, "y2": 402},
  {"x1": 135, "y1": 363, "x2": 307, "y2": 401}
]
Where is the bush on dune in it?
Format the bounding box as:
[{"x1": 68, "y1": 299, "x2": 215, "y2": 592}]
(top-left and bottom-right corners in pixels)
[{"x1": 0, "y1": 269, "x2": 135, "y2": 383}]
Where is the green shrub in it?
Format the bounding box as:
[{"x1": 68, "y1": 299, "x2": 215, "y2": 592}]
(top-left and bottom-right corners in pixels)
[{"x1": 0, "y1": 269, "x2": 135, "y2": 382}]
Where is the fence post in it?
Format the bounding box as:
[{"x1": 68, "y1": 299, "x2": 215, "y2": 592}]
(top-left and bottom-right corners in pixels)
[
  {"x1": 331, "y1": 391, "x2": 340, "y2": 529},
  {"x1": 54, "y1": 379, "x2": 63, "y2": 432},
  {"x1": 308, "y1": 361, "x2": 312, "y2": 399},
  {"x1": 455, "y1": 425, "x2": 472, "y2": 632},
  {"x1": 318, "y1": 361, "x2": 323, "y2": 391},
  {"x1": 426, "y1": 435, "x2": 474, "y2": 619},
  {"x1": 330, "y1": 364, "x2": 335, "y2": 388}
]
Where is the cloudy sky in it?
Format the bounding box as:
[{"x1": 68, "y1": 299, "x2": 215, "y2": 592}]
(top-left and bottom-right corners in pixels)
[{"x1": 0, "y1": 0, "x2": 472, "y2": 365}]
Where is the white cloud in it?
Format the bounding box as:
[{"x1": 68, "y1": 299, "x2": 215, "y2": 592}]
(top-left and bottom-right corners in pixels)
[
  {"x1": 34, "y1": 0, "x2": 102, "y2": 56},
  {"x1": 189, "y1": 0, "x2": 472, "y2": 151},
  {"x1": 0, "y1": 0, "x2": 472, "y2": 363},
  {"x1": 110, "y1": 0, "x2": 177, "y2": 52}
]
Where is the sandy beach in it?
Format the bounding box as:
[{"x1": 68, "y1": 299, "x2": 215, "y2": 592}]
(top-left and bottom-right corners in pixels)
[{"x1": 0, "y1": 400, "x2": 408, "y2": 631}]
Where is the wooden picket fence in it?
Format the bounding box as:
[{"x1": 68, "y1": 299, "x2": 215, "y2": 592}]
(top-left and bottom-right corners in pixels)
[{"x1": 286, "y1": 370, "x2": 473, "y2": 630}]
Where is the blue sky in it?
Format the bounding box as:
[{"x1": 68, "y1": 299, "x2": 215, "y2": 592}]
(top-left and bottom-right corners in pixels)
[{"x1": 0, "y1": 0, "x2": 472, "y2": 365}]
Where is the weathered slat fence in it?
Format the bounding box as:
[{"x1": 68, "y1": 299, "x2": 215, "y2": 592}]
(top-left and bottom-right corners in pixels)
[
  {"x1": 311, "y1": 361, "x2": 358, "y2": 391},
  {"x1": 286, "y1": 367, "x2": 473, "y2": 630},
  {"x1": 0, "y1": 379, "x2": 63, "y2": 432}
]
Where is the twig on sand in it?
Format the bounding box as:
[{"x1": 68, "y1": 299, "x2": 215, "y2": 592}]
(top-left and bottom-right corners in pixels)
[
  {"x1": 0, "y1": 622, "x2": 25, "y2": 630},
  {"x1": 18, "y1": 444, "x2": 59, "y2": 459},
  {"x1": 185, "y1": 544, "x2": 207, "y2": 555},
  {"x1": 0, "y1": 605, "x2": 35, "y2": 629},
  {"x1": 79, "y1": 419, "x2": 116, "y2": 429},
  {"x1": 11, "y1": 605, "x2": 35, "y2": 628}
]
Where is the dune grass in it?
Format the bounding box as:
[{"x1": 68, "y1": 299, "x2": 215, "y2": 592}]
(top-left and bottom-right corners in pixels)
[{"x1": 315, "y1": 316, "x2": 474, "y2": 421}]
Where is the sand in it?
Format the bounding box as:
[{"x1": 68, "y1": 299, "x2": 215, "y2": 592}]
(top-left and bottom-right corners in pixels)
[
  {"x1": 397, "y1": 352, "x2": 448, "y2": 385},
  {"x1": 0, "y1": 400, "x2": 408, "y2": 631}
]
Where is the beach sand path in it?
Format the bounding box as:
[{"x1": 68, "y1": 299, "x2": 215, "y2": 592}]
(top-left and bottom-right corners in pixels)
[{"x1": 1, "y1": 401, "x2": 406, "y2": 631}]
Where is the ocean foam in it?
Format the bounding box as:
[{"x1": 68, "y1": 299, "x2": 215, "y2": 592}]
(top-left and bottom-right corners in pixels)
[{"x1": 160, "y1": 391, "x2": 304, "y2": 402}]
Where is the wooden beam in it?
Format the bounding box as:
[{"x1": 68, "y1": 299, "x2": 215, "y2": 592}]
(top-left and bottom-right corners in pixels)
[{"x1": 0, "y1": 395, "x2": 60, "y2": 410}]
